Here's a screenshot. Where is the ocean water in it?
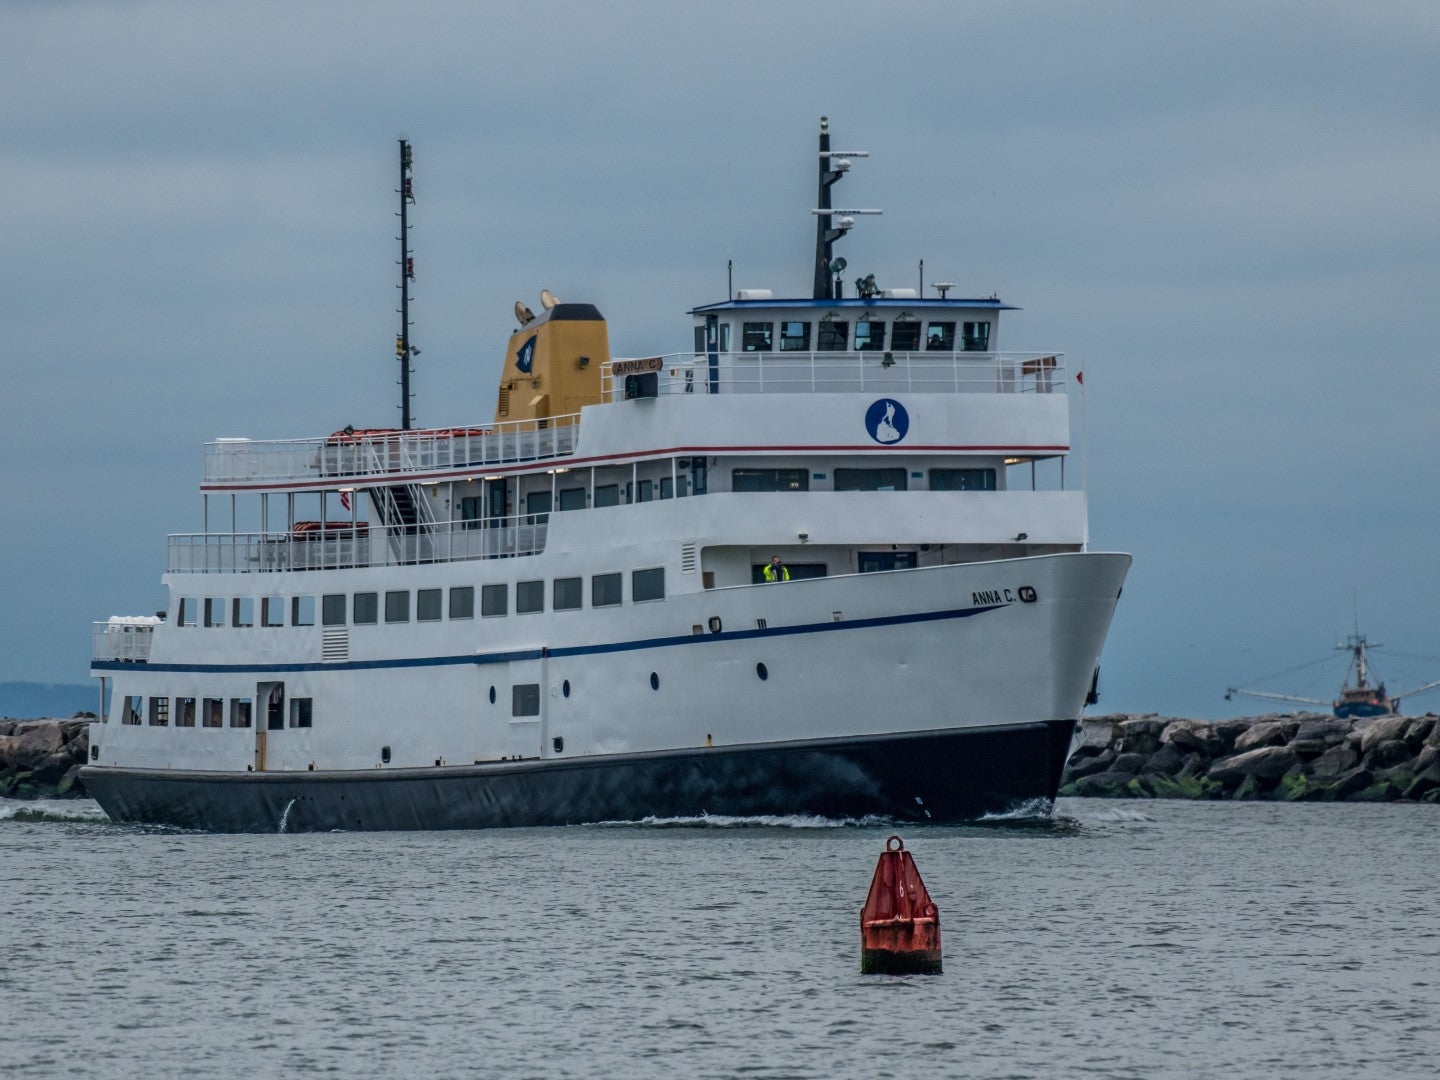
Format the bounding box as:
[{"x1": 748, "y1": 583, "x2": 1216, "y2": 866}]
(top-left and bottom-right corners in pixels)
[{"x1": 4, "y1": 798, "x2": 1438, "y2": 1079}]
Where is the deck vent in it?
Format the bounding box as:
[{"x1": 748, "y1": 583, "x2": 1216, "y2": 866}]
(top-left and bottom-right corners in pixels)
[
  {"x1": 681, "y1": 543, "x2": 698, "y2": 574},
  {"x1": 322, "y1": 628, "x2": 349, "y2": 663}
]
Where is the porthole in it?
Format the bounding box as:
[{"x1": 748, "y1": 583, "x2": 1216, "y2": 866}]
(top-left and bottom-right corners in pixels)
[
  {"x1": 489, "y1": 685, "x2": 496, "y2": 704},
  {"x1": 756, "y1": 662, "x2": 768, "y2": 681},
  {"x1": 381, "y1": 745, "x2": 391, "y2": 765},
  {"x1": 650, "y1": 671, "x2": 660, "y2": 691},
  {"x1": 562, "y1": 679, "x2": 571, "y2": 698},
  {"x1": 552, "y1": 736, "x2": 565, "y2": 754}
]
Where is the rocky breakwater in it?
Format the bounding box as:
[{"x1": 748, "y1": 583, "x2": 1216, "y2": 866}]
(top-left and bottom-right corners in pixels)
[
  {"x1": 0, "y1": 717, "x2": 92, "y2": 799},
  {"x1": 1061, "y1": 713, "x2": 1440, "y2": 802}
]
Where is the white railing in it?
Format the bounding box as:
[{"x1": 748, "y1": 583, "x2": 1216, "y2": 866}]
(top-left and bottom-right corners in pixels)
[
  {"x1": 93, "y1": 620, "x2": 156, "y2": 662},
  {"x1": 602, "y1": 351, "x2": 1063, "y2": 399},
  {"x1": 205, "y1": 415, "x2": 582, "y2": 486},
  {"x1": 167, "y1": 513, "x2": 551, "y2": 573}
]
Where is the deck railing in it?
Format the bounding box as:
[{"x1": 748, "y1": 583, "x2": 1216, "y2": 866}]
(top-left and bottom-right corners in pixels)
[
  {"x1": 167, "y1": 513, "x2": 550, "y2": 573},
  {"x1": 93, "y1": 621, "x2": 155, "y2": 662},
  {"x1": 602, "y1": 350, "x2": 1063, "y2": 400},
  {"x1": 205, "y1": 414, "x2": 581, "y2": 486}
]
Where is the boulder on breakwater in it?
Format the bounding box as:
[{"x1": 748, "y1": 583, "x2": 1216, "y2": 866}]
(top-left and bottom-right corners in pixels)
[
  {"x1": 1061, "y1": 713, "x2": 1440, "y2": 802},
  {"x1": 0, "y1": 717, "x2": 93, "y2": 800}
]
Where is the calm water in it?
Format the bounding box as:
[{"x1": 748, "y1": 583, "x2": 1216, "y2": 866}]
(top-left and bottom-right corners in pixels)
[{"x1": 4, "y1": 798, "x2": 1438, "y2": 1079}]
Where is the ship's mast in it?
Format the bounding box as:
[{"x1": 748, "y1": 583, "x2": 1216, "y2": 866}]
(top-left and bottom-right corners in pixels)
[
  {"x1": 397, "y1": 139, "x2": 417, "y2": 429},
  {"x1": 810, "y1": 117, "x2": 877, "y2": 300},
  {"x1": 812, "y1": 118, "x2": 835, "y2": 299},
  {"x1": 1345, "y1": 634, "x2": 1373, "y2": 690}
]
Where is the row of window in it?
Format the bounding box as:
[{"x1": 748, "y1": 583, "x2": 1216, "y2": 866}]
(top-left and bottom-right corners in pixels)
[
  {"x1": 710, "y1": 319, "x2": 991, "y2": 353},
  {"x1": 732, "y1": 467, "x2": 997, "y2": 493},
  {"x1": 177, "y1": 569, "x2": 667, "y2": 628},
  {"x1": 120, "y1": 695, "x2": 312, "y2": 729}
]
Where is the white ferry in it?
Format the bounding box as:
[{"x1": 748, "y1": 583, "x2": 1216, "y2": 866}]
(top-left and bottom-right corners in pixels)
[{"x1": 82, "y1": 120, "x2": 1130, "y2": 831}]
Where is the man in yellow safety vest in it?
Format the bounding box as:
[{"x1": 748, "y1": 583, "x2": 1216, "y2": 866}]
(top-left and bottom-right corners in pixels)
[{"x1": 763, "y1": 555, "x2": 790, "y2": 582}]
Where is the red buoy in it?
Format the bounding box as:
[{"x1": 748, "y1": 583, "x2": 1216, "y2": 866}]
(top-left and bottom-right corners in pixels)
[{"x1": 860, "y1": 835, "x2": 941, "y2": 975}]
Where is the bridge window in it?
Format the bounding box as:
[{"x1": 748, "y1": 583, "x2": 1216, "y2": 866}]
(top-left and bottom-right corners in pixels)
[
  {"x1": 817, "y1": 320, "x2": 848, "y2": 351},
  {"x1": 203, "y1": 698, "x2": 224, "y2": 728},
  {"x1": 322, "y1": 594, "x2": 346, "y2": 626},
  {"x1": 385, "y1": 591, "x2": 410, "y2": 623},
  {"x1": 481, "y1": 583, "x2": 507, "y2": 617},
  {"x1": 149, "y1": 697, "x2": 169, "y2": 726},
  {"x1": 855, "y1": 320, "x2": 886, "y2": 351},
  {"x1": 962, "y1": 321, "x2": 991, "y2": 351},
  {"x1": 353, "y1": 592, "x2": 378, "y2": 625},
  {"x1": 517, "y1": 580, "x2": 544, "y2": 614},
  {"x1": 230, "y1": 697, "x2": 252, "y2": 728},
  {"x1": 554, "y1": 577, "x2": 582, "y2": 611},
  {"x1": 176, "y1": 697, "x2": 196, "y2": 727},
  {"x1": 122, "y1": 695, "x2": 142, "y2": 725},
  {"x1": 633, "y1": 567, "x2": 665, "y2": 603},
  {"x1": 204, "y1": 597, "x2": 225, "y2": 627},
  {"x1": 262, "y1": 597, "x2": 285, "y2": 627},
  {"x1": 231, "y1": 597, "x2": 254, "y2": 628},
  {"x1": 592, "y1": 572, "x2": 622, "y2": 607},
  {"x1": 925, "y1": 322, "x2": 956, "y2": 351},
  {"x1": 779, "y1": 321, "x2": 811, "y2": 351},
  {"x1": 513, "y1": 684, "x2": 540, "y2": 717},
  {"x1": 742, "y1": 322, "x2": 774, "y2": 351},
  {"x1": 450, "y1": 586, "x2": 475, "y2": 619},
  {"x1": 417, "y1": 588, "x2": 442, "y2": 622},
  {"x1": 733, "y1": 468, "x2": 809, "y2": 492},
  {"x1": 178, "y1": 597, "x2": 197, "y2": 627},
  {"x1": 892, "y1": 320, "x2": 921, "y2": 350},
  {"x1": 292, "y1": 595, "x2": 315, "y2": 627},
  {"x1": 930, "y1": 467, "x2": 997, "y2": 491},
  {"x1": 835, "y1": 467, "x2": 908, "y2": 492}
]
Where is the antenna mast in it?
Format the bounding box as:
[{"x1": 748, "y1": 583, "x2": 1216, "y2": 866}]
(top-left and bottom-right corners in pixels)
[
  {"x1": 396, "y1": 139, "x2": 417, "y2": 429},
  {"x1": 810, "y1": 116, "x2": 877, "y2": 300}
]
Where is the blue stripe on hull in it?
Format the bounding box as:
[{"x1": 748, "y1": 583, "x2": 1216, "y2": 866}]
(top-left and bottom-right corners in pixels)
[
  {"x1": 90, "y1": 602, "x2": 1004, "y2": 676},
  {"x1": 80, "y1": 721, "x2": 1075, "y2": 833}
]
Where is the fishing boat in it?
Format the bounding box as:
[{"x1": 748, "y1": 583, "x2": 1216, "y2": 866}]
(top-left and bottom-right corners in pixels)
[
  {"x1": 1226, "y1": 632, "x2": 1440, "y2": 719},
  {"x1": 81, "y1": 119, "x2": 1130, "y2": 831}
]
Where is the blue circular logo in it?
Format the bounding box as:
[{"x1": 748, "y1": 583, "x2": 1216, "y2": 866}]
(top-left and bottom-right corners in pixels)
[{"x1": 865, "y1": 398, "x2": 909, "y2": 444}]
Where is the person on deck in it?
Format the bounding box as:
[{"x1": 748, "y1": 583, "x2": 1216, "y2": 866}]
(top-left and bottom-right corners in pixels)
[{"x1": 763, "y1": 555, "x2": 790, "y2": 582}]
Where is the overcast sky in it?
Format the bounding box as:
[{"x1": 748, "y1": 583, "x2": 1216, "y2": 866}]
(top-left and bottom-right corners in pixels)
[{"x1": 4, "y1": 1, "x2": 1439, "y2": 718}]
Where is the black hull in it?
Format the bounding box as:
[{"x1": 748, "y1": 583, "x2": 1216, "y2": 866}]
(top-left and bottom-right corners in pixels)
[{"x1": 80, "y1": 721, "x2": 1076, "y2": 833}]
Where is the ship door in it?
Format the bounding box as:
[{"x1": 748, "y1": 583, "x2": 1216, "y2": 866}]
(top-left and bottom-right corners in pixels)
[
  {"x1": 255, "y1": 681, "x2": 284, "y2": 771},
  {"x1": 506, "y1": 653, "x2": 546, "y2": 760}
]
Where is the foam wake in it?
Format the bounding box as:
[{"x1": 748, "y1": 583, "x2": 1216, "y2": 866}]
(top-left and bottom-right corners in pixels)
[
  {"x1": 0, "y1": 799, "x2": 110, "y2": 824},
  {"x1": 592, "y1": 812, "x2": 893, "y2": 829}
]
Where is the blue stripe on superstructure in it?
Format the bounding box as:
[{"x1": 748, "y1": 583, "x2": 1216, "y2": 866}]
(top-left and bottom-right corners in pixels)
[{"x1": 90, "y1": 602, "x2": 1006, "y2": 675}]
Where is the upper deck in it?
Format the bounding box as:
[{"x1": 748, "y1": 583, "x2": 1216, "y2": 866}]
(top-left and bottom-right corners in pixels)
[{"x1": 203, "y1": 345, "x2": 1065, "y2": 489}]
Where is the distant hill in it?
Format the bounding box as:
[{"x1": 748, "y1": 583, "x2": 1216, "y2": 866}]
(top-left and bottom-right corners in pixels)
[{"x1": 0, "y1": 681, "x2": 98, "y2": 720}]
